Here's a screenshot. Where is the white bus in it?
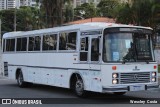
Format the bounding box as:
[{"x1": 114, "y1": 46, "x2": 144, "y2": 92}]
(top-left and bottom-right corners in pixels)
[{"x1": 2, "y1": 22, "x2": 159, "y2": 97}]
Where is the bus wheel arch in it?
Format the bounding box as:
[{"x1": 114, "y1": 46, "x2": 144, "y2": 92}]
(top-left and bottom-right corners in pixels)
[{"x1": 70, "y1": 73, "x2": 87, "y2": 97}]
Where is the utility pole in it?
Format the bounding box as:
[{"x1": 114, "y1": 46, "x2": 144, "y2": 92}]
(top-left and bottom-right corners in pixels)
[{"x1": 14, "y1": 7, "x2": 17, "y2": 31}]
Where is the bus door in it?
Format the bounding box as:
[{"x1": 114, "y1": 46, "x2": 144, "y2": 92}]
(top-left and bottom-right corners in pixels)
[
  {"x1": 79, "y1": 36, "x2": 90, "y2": 69},
  {"x1": 89, "y1": 35, "x2": 101, "y2": 71}
]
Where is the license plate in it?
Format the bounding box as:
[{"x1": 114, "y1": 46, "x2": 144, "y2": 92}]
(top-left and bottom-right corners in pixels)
[{"x1": 130, "y1": 85, "x2": 145, "y2": 91}]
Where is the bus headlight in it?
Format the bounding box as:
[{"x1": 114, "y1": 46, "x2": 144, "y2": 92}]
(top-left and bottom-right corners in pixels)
[
  {"x1": 112, "y1": 79, "x2": 118, "y2": 84},
  {"x1": 151, "y1": 78, "x2": 156, "y2": 82},
  {"x1": 112, "y1": 73, "x2": 118, "y2": 78},
  {"x1": 152, "y1": 72, "x2": 156, "y2": 77}
]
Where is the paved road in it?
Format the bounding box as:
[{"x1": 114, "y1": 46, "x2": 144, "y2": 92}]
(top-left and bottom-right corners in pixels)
[{"x1": 0, "y1": 76, "x2": 160, "y2": 107}]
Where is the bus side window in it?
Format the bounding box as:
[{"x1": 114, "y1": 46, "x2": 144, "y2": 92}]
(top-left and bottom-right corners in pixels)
[
  {"x1": 59, "y1": 32, "x2": 77, "y2": 50},
  {"x1": 16, "y1": 38, "x2": 21, "y2": 51},
  {"x1": 43, "y1": 34, "x2": 57, "y2": 51},
  {"x1": 59, "y1": 33, "x2": 67, "y2": 50},
  {"x1": 16, "y1": 38, "x2": 27, "y2": 52},
  {"x1": 67, "y1": 32, "x2": 77, "y2": 50},
  {"x1": 34, "y1": 36, "x2": 41, "y2": 51},
  {"x1": 21, "y1": 38, "x2": 27, "y2": 51},
  {"x1": 80, "y1": 37, "x2": 88, "y2": 61},
  {"x1": 6, "y1": 39, "x2": 15, "y2": 52},
  {"x1": 28, "y1": 37, "x2": 35, "y2": 51},
  {"x1": 6, "y1": 39, "x2": 10, "y2": 52},
  {"x1": 49, "y1": 34, "x2": 57, "y2": 50}
]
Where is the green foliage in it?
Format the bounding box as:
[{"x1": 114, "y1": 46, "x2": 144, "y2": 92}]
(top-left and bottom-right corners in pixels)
[
  {"x1": 0, "y1": 9, "x2": 14, "y2": 32},
  {"x1": 159, "y1": 65, "x2": 160, "y2": 73},
  {"x1": 40, "y1": 0, "x2": 71, "y2": 27},
  {"x1": 0, "y1": 6, "x2": 41, "y2": 33},
  {"x1": 1, "y1": 0, "x2": 160, "y2": 33},
  {"x1": 74, "y1": 3, "x2": 97, "y2": 19},
  {"x1": 97, "y1": 0, "x2": 119, "y2": 18},
  {"x1": 116, "y1": 0, "x2": 160, "y2": 28},
  {"x1": 64, "y1": 3, "x2": 74, "y2": 23}
]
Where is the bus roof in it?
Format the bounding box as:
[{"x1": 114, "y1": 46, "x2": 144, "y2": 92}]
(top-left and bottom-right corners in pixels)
[{"x1": 3, "y1": 22, "x2": 152, "y2": 38}]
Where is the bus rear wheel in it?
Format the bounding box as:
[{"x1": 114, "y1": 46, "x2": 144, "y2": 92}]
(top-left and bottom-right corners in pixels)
[
  {"x1": 17, "y1": 71, "x2": 27, "y2": 88},
  {"x1": 74, "y1": 76, "x2": 87, "y2": 97}
]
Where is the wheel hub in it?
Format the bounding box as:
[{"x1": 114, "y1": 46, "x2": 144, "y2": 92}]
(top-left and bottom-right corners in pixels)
[{"x1": 75, "y1": 80, "x2": 83, "y2": 94}]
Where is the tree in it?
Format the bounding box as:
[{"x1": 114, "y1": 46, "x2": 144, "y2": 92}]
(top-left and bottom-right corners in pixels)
[
  {"x1": 116, "y1": 0, "x2": 160, "y2": 29},
  {"x1": 64, "y1": 1, "x2": 74, "y2": 23},
  {"x1": 0, "y1": 9, "x2": 14, "y2": 32},
  {"x1": 97, "y1": 0, "x2": 119, "y2": 18},
  {"x1": 41, "y1": 0, "x2": 71, "y2": 28},
  {"x1": 0, "y1": 6, "x2": 41, "y2": 33},
  {"x1": 74, "y1": 3, "x2": 97, "y2": 19}
]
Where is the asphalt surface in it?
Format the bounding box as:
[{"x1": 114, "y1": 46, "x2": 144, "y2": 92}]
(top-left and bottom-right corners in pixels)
[{"x1": 0, "y1": 76, "x2": 160, "y2": 107}]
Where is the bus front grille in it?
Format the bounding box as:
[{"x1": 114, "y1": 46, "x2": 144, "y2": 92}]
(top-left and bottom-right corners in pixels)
[{"x1": 119, "y1": 72, "x2": 150, "y2": 84}]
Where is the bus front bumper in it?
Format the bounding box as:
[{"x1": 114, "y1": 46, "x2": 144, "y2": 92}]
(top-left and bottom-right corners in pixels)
[{"x1": 102, "y1": 84, "x2": 159, "y2": 92}]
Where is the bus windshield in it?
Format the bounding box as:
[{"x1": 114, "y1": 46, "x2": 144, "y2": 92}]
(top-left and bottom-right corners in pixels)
[{"x1": 103, "y1": 28, "x2": 154, "y2": 63}]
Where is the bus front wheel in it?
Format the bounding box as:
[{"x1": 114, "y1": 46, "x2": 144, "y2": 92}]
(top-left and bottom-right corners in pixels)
[
  {"x1": 74, "y1": 76, "x2": 87, "y2": 97},
  {"x1": 17, "y1": 71, "x2": 27, "y2": 88}
]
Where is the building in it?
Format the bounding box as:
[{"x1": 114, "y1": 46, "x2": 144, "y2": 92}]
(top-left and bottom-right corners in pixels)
[
  {"x1": 72, "y1": 0, "x2": 102, "y2": 8},
  {"x1": 0, "y1": 0, "x2": 39, "y2": 10},
  {"x1": 20, "y1": 0, "x2": 40, "y2": 7},
  {"x1": 0, "y1": 0, "x2": 20, "y2": 10},
  {"x1": 0, "y1": 0, "x2": 6, "y2": 10}
]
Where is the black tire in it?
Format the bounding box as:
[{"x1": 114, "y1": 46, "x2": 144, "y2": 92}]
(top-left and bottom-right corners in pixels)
[
  {"x1": 113, "y1": 92, "x2": 126, "y2": 95},
  {"x1": 17, "y1": 71, "x2": 27, "y2": 88},
  {"x1": 74, "y1": 76, "x2": 87, "y2": 97}
]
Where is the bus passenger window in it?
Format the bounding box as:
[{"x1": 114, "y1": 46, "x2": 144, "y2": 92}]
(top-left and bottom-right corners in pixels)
[
  {"x1": 34, "y1": 36, "x2": 41, "y2": 51},
  {"x1": 48, "y1": 34, "x2": 57, "y2": 50},
  {"x1": 59, "y1": 32, "x2": 77, "y2": 50},
  {"x1": 16, "y1": 38, "x2": 27, "y2": 51},
  {"x1": 67, "y1": 32, "x2": 77, "y2": 50},
  {"x1": 16, "y1": 38, "x2": 21, "y2": 51},
  {"x1": 6, "y1": 39, "x2": 15, "y2": 52},
  {"x1": 43, "y1": 34, "x2": 57, "y2": 51},
  {"x1": 59, "y1": 33, "x2": 67, "y2": 50},
  {"x1": 43, "y1": 35, "x2": 49, "y2": 50},
  {"x1": 21, "y1": 38, "x2": 27, "y2": 51},
  {"x1": 6, "y1": 39, "x2": 9, "y2": 51},
  {"x1": 28, "y1": 37, "x2": 34, "y2": 51}
]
